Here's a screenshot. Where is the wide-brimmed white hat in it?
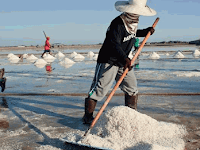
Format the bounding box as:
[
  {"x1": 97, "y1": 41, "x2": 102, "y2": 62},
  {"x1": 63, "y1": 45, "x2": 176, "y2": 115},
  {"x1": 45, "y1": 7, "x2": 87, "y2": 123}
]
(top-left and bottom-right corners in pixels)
[{"x1": 115, "y1": 0, "x2": 157, "y2": 16}]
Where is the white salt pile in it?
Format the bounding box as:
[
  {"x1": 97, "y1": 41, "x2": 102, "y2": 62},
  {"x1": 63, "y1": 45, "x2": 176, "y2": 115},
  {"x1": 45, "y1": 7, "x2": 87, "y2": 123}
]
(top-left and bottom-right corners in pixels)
[
  {"x1": 34, "y1": 59, "x2": 47, "y2": 65},
  {"x1": 43, "y1": 54, "x2": 56, "y2": 63},
  {"x1": 70, "y1": 51, "x2": 78, "y2": 58},
  {"x1": 59, "y1": 58, "x2": 75, "y2": 68},
  {"x1": 173, "y1": 51, "x2": 185, "y2": 58},
  {"x1": 148, "y1": 52, "x2": 160, "y2": 59},
  {"x1": 7, "y1": 53, "x2": 15, "y2": 58},
  {"x1": 23, "y1": 54, "x2": 28, "y2": 59},
  {"x1": 93, "y1": 54, "x2": 98, "y2": 61},
  {"x1": 72, "y1": 54, "x2": 85, "y2": 61},
  {"x1": 7, "y1": 54, "x2": 20, "y2": 63},
  {"x1": 172, "y1": 71, "x2": 200, "y2": 77},
  {"x1": 166, "y1": 53, "x2": 170, "y2": 56},
  {"x1": 87, "y1": 51, "x2": 95, "y2": 58},
  {"x1": 27, "y1": 54, "x2": 38, "y2": 60},
  {"x1": 192, "y1": 49, "x2": 200, "y2": 57},
  {"x1": 55, "y1": 51, "x2": 65, "y2": 59},
  {"x1": 64, "y1": 106, "x2": 186, "y2": 150}
]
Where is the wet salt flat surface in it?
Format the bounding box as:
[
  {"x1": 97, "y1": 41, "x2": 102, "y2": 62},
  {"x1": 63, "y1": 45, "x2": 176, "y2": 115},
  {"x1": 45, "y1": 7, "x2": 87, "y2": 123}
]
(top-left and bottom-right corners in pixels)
[{"x1": 0, "y1": 45, "x2": 200, "y2": 150}]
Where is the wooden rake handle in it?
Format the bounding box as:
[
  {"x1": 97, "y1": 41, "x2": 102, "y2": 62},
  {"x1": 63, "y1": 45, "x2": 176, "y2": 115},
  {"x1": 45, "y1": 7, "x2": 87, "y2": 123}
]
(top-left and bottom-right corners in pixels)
[{"x1": 84, "y1": 17, "x2": 160, "y2": 136}]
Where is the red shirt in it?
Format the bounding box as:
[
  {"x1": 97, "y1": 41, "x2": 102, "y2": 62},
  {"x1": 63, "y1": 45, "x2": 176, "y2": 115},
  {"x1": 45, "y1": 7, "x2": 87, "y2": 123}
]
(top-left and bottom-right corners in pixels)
[{"x1": 45, "y1": 40, "x2": 50, "y2": 50}]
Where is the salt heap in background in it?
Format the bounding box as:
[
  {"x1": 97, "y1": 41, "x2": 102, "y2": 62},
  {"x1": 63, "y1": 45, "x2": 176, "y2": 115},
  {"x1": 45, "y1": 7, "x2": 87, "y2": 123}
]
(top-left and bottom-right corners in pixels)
[
  {"x1": 192, "y1": 49, "x2": 200, "y2": 57},
  {"x1": 55, "y1": 51, "x2": 65, "y2": 59},
  {"x1": 148, "y1": 52, "x2": 160, "y2": 59},
  {"x1": 65, "y1": 106, "x2": 187, "y2": 150},
  {"x1": 43, "y1": 54, "x2": 56, "y2": 63},
  {"x1": 173, "y1": 51, "x2": 185, "y2": 58},
  {"x1": 23, "y1": 54, "x2": 29, "y2": 59},
  {"x1": 87, "y1": 51, "x2": 95, "y2": 59},
  {"x1": 70, "y1": 52, "x2": 77, "y2": 58},
  {"x1": 59, "y1": 57, "x2": 75, "y2": 68},
  {"x1": 34, "y1": 59, "x2": 47, "y2": 68},
  {"x1": 93, "y1": 54, "x2": 98, "y2": 61},
  {"x1": 26, "y1": 54, "x2": 38, "y2": 63},
  {"x1": 7, "y1": 54, "x2": 20, "y2": 63},
  {"x1": 72, "y1": 54, "x2": 85, "y2": 61}
]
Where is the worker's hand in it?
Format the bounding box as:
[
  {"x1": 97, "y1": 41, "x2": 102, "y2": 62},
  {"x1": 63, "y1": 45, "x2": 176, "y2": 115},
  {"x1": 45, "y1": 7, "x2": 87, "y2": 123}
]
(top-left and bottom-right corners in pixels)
[
  {"x1": 146, "y1": 27, "x2": 155, "y2": 35},
  {"x1": 124, "y1": 58, "x2": 133, "y2": 71}
]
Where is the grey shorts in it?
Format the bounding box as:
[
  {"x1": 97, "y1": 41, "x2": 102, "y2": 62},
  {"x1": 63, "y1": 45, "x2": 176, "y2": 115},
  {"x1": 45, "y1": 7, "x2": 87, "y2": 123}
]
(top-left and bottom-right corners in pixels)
[{"x1": 88, "y1": 63, "x2": 138, "y2": 101}]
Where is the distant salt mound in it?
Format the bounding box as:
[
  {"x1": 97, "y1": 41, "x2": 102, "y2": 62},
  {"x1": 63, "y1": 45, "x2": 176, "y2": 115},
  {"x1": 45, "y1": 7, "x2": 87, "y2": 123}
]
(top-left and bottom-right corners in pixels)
[
  {"x1": 62, "y1": 58, "x2": 75, "y2": 64},
  {"x1": 27, "y1": 54, "x2": 38, "y2": 60},
  {"x1": 166, "y1": 53, "x2": 170, "y2": 56},
  {"x1": 93, "y1": 54, "x2": 98, "y2": 61},
  {"x1": 55, "y1": 51, "x2": 65, "y2": 59},
  {"x1": 65, "y1": 106, "x2": 186, "y2": 150},
  {"x1": 192, "y1": 49, "x2": 200, "y2": 57},
  {"x1": 87, "y1": 51, "x2": 95, "y2": 58},
  {"x1": 34, "y1": 59, "x2": 47, "y2": 65},
  {"x1": 23, "y1": 54, "x2": 29, "y2": 59},
  {"x1": 43, "y1": 54, "x2": 56, "y2": 63},
  {"x1": 73, "y1": 54, "x2": 85, "y2": 61},
  {"x1": 7, "y1": 53, "x2": 15, "y2": 58},
  {"x1": 70, "y1": 52, "x2": 78, "y2": 58},
  {"x1": 173, "y1": 51, "x2": 185, "y2": 58},
  {"x1": 8, "y1": 54, "x2": 19, "y2": 60},
  {"x1": 59, "y1": 58, "x2": 75, "y2": 68},
  {"x1": 148, "y1": 52, "x2": 160, "y2": 59}
]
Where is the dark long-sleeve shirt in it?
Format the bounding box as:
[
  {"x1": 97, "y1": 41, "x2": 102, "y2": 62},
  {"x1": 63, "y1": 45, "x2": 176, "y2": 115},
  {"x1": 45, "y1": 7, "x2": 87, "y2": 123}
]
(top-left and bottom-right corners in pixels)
[{"x1": 97, "y1": 16, "x2": 149, "y2": 67}]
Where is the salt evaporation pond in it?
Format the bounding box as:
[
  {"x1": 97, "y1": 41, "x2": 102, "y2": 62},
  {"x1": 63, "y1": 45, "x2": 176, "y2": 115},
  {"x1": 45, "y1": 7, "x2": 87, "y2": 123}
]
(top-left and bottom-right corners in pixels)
[{"x1": 64, "y1": 106, "x2": 186, "y2": 150}]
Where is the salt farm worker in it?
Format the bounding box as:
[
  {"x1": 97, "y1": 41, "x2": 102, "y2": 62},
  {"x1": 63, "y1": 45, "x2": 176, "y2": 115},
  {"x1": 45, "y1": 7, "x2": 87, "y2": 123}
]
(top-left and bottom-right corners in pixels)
[
  {"x1": 41, "y1": 36, "x2": 51, "y2": 58},
  {"x1": 82, "y1": 0, "x2": 157, "y2": 124},
  {"x1": 0, "y1": 68, "x2": 6, "y2": 92}
]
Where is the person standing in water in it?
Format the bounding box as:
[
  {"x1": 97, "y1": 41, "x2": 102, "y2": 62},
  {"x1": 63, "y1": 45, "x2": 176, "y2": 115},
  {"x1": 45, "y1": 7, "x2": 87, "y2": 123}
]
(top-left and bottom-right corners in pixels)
[
  {"x1": 41, "y1": 36, "x2": 51, "y2": 58},
  {"x1": 82, "y1": 0, "x2": 157, "y2": 124}
]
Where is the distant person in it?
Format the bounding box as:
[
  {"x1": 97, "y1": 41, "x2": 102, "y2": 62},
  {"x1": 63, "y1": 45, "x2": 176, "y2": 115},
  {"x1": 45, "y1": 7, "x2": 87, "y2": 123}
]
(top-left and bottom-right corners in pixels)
[
  {"x1": 41, "y1": 36, "x2": 51, "y2": 58},
  {"x1": 82, "y1": 0, "x2": 156, "y2": 124},
  {"x1": 0, "y1": 68, "x2": 6, "y2": 92}
]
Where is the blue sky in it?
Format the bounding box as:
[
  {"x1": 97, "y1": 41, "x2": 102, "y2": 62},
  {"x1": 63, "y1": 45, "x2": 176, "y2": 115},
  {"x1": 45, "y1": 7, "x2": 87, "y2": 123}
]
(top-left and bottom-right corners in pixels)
[{"x1": 0, "y1": 0, "x2": 200, "y2": 46}]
